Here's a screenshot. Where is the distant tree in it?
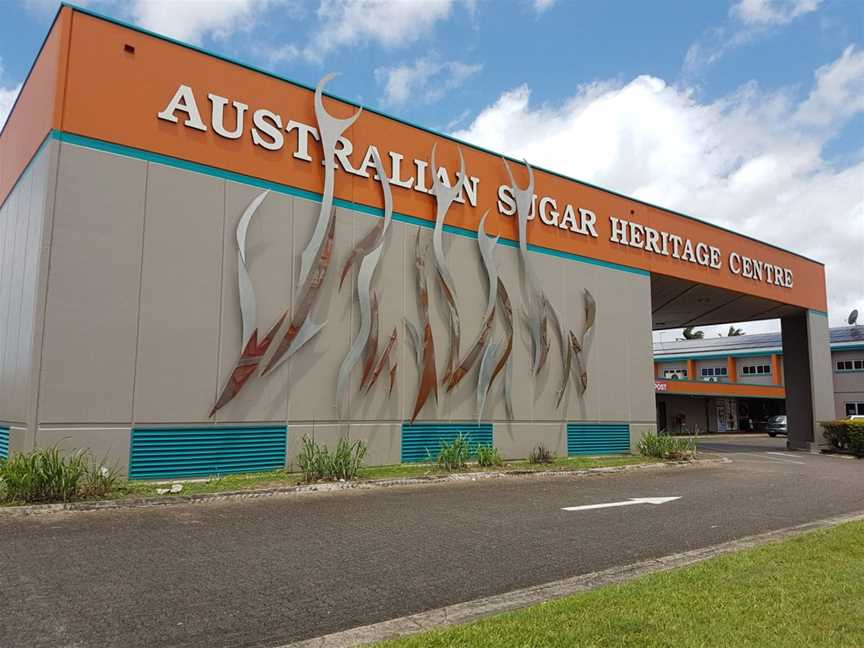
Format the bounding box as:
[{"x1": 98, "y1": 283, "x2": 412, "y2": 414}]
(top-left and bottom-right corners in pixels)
[
  {"x1": 682, "y1": 326, "x2": 704, "y2": 340},
  {"x1": 727, "y1": 326, "x2": 745, "y2": 336}
]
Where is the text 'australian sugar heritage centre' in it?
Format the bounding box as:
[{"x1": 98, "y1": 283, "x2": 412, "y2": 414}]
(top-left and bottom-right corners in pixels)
[{"x1": 0, "y1": 6, "x2": 836, "y2": 478}]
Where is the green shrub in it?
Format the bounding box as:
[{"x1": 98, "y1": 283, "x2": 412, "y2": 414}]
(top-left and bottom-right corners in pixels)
[
  {"x1": 0, "y1": 447, "x2": 93, "y2": 503},
  {"x1": 638, "y1": 432, "x2": 695, "y2": 460},
  {"x1": 527, "y1": 444, "x2": 555, "y2": 465},
  {"x1": 435, "y1": 434, "x2": 471, "y2": 471},
  {"x1": 297, "y1": 435, "x2": 367, "y2": 482},
  {"x1": 822, "y1": 420, "x2": 864, "y2": 457},
  {"x1": 475, "y1": 444, "x2": 504, "y2": 468},
  {"x1": 81, "y1": 462, "x2": 121, "y2": 499}
]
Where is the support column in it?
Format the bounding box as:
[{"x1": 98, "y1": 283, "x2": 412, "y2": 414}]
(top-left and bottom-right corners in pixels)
[
  {"x1": 780, "y1": 311, "x2": 834, "y2": 450},
  {"x1": 726, "y1": 356, "x2": 737, "y2": 383},
  {"x1": 687, "y1": 358, "x2": 696, "y2": 381},
  {"x1": 770, "y1": 353, "x2": 783, "y2": 386}
]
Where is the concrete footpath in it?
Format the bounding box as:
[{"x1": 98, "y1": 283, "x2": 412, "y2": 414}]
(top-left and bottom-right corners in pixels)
[{"x1": 2, "y1": 437, "x2": 863, "y2": 648}]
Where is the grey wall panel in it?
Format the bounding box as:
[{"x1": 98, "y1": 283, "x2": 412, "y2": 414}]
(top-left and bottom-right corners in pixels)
[
  {"x1": 623, "y1": 273, "x2": 656, "y2": 423},
  {"x1": 37, "y1": 426, "x2": 131, "y2": 475},
  {"x1": 214, "y1": 183, "x2": 294, "y2": 423},
  {"x1": 133, "y1": 164, "x2": 225, "y2": 423},
  {"x1": 494, "y1": 422, "x2": 566, "y2": 460},
  {"x1": 349, "y1": 423, "x2": 400, "y2": 466},
  {"x1": 0, "y1": 142, "x2": 53, "y2": 429},
  {"x1": 38, "y1": 144, "x2": 146, "y2": 423}
]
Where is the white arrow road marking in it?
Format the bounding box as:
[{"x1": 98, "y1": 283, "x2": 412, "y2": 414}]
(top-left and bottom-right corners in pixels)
[{"x1": 562, "y1": 496, "x2": 681, "y2": 512}]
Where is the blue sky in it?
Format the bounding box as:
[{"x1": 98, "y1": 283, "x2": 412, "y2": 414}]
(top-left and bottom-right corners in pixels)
[{"x1": 1, "y1": 0, "x2": 862, "y2": 333}]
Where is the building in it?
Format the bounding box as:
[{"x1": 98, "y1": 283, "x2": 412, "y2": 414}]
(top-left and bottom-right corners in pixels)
[
  {"x1": 0, "y1": 5, "x2": 836, "y2": 478},
  {"x1": 654, "y1": 326, "x2": 864, "y2": 434}
]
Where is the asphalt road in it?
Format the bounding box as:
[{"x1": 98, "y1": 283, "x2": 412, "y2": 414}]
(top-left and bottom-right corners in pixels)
[{"x1": 2, "y1": 436, "x2": 863, "y2": 648}]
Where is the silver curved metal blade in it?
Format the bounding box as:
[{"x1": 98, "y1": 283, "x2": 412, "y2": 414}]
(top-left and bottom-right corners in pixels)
[
  {"x1": 299, "y1": 73, "x2": 362, "y2": 289},
  {"x1": 546, "y1": 298, "x2": 570, "y2": 408},
  {"x1": 582, "y1": 288, "x2": 597, "y2": 342},
  {"x1": 404, "y1": 319, "x2": 422, "y2": 368},
  {"x1": 504, "y1": 352, "x2": 514, "y2": 421},
  {"x1": 336, "y1": 244, "x2": 384, "y2": 418},
  {"x1": 477, "y1": 210, "x2": 500, "y2": 321},
  {"x1": 267, "y1": 316, "x2": 326, "y2": 374},
  {"x1": 476, "y1": 337, "x2": 501, "y2": 422},
  {"x1": 236, "y1": 190, "x2": 269, "y2": 350}
]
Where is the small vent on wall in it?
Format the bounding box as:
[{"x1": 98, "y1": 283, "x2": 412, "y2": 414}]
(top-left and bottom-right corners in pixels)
[
  {"x1": 401, "y1": 422, "x2": 493, "y2": 463},
  {"x1": 0, "y1": 425, "x2": 8, "y2": 460},
  {"x1": 567, "y1": 423, "x2": 630, "y2": 456},
  {"x1": 129, "y1": 426, "x2": 286, "y2": 480}
]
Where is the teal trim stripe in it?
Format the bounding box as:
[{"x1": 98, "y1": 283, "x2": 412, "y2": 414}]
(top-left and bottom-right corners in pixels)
[
  {"x1": 809, "y1": 309, "x2": 829, "y2": 318},
  {"x1": 53, "y1": 130, "x2": 648, "y2": 277},
  {"x1": 655, "y1": 349, "x2": 782, "y2": 361},
  {"x1": 129, "y1": 425, "x2": 286, "y2": 480},
  {"x1": 401, "y1": 422, "x2": 493, "y2": 463},
  {"x1": 567, "y1": 422, "x2": 630, "y2": 456},
  {"x1": 0, "y1": 425, "x2": 9, "y2": 460}
]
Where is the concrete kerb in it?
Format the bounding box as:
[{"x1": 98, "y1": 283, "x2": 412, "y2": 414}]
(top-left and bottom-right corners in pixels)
[
  {"x1": 0, "y1": 456, "x2": 730, "y2": 516},
  {"x1": 278, "y1": 509, "x2": 864, "y2": 648}
]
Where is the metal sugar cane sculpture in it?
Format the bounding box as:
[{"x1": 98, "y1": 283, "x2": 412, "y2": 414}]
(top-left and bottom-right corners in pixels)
[
  {"x1": 447, "y1": 210, "x2": 498, "y2": 391},
  {"x1": 335, "y1": 148, "x2": 394, "y2": 417},
  {"x1": 429, "y1": 143, "x2": 466, "y2": 385},
  {"x1": 406, "y1": 230, "x2": 438, "y2": 421},
  {"x1": 210, "y1": 191, "x2": 288, "y2": 416},
  {"x1": 263, "y1": 74, "x2": 362, "y2": 375},
  {"x1": 502, "y1": 158, "x2": 550, "y2": 376},
  {"x1": 477, "y1": 277, "x2": 515, "y2": 420},
  {"x1": 570, "y1": 289, "x2": 596, "y2": 394}
]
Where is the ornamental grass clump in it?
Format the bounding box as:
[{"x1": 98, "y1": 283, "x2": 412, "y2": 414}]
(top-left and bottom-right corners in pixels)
[
  {"x1": 297, "y1": 435, "x2": 367, "y2": 482},
  {"x1": 0, "y1": 447, "x2": 120, "y2": 504},
  {"x1": 637, "y1": 432, "x2": 696, "y2": 460},
  {"x1": 435, "y1": 434, "x2": 471, "y2": 471},
  {"x1": 528, "y1": 444, "x2": 556, "y2": 465},
  {"x1": 475, "y1": 444, "x2": 504, "y2": 468}
]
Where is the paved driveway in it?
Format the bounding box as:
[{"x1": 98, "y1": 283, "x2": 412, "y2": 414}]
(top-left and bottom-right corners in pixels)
[{"x1": 2, "y1": 436, "x2": 862, "y2": 648}]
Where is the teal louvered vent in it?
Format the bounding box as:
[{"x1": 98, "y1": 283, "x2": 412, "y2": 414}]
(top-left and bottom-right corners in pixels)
[
  {"x1": 567, "y1": 422, "x2": 631, "y2": 456},
  {"x1": 401, "y1": 422, "x2": 493, "y2": 463},
  {"x1": 129, "y1": 426, "x2": 287, "y2": 480},
  {"x1": 0, "y1": 425, "x2": 9, "y2": 460}
]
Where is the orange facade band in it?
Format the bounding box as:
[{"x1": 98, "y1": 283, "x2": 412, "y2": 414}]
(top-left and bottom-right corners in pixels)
[{"x1": 0, "y1": 7, "x2": 827, "y2": 312}]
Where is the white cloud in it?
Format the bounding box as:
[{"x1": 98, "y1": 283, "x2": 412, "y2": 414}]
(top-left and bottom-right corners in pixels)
[
  {"x1": 374, "y1": 57, "x2": 481, "y2": 107},
  {"x1": 533, "y1": 0, "x2": 556, "y2": 13},
  {"x1": 130, "y1": 0, "x2": 284, "y2": 44},
  {"x1": 305, "y1": 0, "x2": 454, "y2": 61},
  {"x1": 0, "y1": 59, "x2": 22, "y2": 131},
  {"x1": 731, "y1": 0, "x2": 822, "y2": 26},
  {"x1": 453, "y1": 49, "x2": 864, "y2": 328},
  {"x1": 0, "y1": 83, "x2": 22, "y2": 131},
  {"x1": 685, "y1": 0, "x2": 822, "y2": 76}
]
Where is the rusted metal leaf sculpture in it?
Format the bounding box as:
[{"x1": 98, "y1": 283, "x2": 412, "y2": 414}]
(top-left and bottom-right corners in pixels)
[
  {"x1": 210, "y1": 190, "x2": 286, "y2": 416},
  {"x1": 366, "y1": 326, "x2": 397, "y2": 393},
  {"x1": 429, "y1": 143, "x2": 466, "y2": 384},
  {"x1": 335, "y1": 147, "x2": 393, "y2": 417},
  {"x1": 502, "y1": 157, "x2": 550, "y2": 376},
  {"x1": 447, "y1": 210, "x2": 499, "y2": 391},
  {"x1": 262, "y1": 208, "x2": 336, "y2": 374},
  {"x1": 360, "y1": 293, "x2": 380, "y2": 390},
  {"x1": 409, "y1": 229, "x2": 438, "y2": 421},
  {"x1": 263, "y1": 73, "x2": 361, "y2": 375}
]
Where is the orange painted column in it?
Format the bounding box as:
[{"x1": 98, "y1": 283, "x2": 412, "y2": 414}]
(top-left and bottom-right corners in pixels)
[
  {"x1": 727, "y1": 356, "x2": 737, "y2": 383},
  {"x1": 687, "y1": 359, "x2": 697, "y2": 381},
  {"x1": 771, "y1": 354, "x2": 783, "y2": 385},
  {"x1": 654, "y1": 362, "x2": 660, "y2": 378}
]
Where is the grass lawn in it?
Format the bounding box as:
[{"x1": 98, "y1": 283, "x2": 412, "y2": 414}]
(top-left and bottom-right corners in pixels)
[
  {"x1": 376, "y1": 520, "x2": 864, "y2": 648},
  {"x1": 115, "y1": 454, "x2": 658, "y2": 499}
]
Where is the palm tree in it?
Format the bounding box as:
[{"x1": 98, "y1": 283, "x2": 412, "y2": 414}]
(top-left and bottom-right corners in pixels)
[
  {"x1": 727, "y1": 326, "x2": 745, "y2": 336},
  {"x1": 682, "y1": 326, "x2": 704, "y2": 340}
]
